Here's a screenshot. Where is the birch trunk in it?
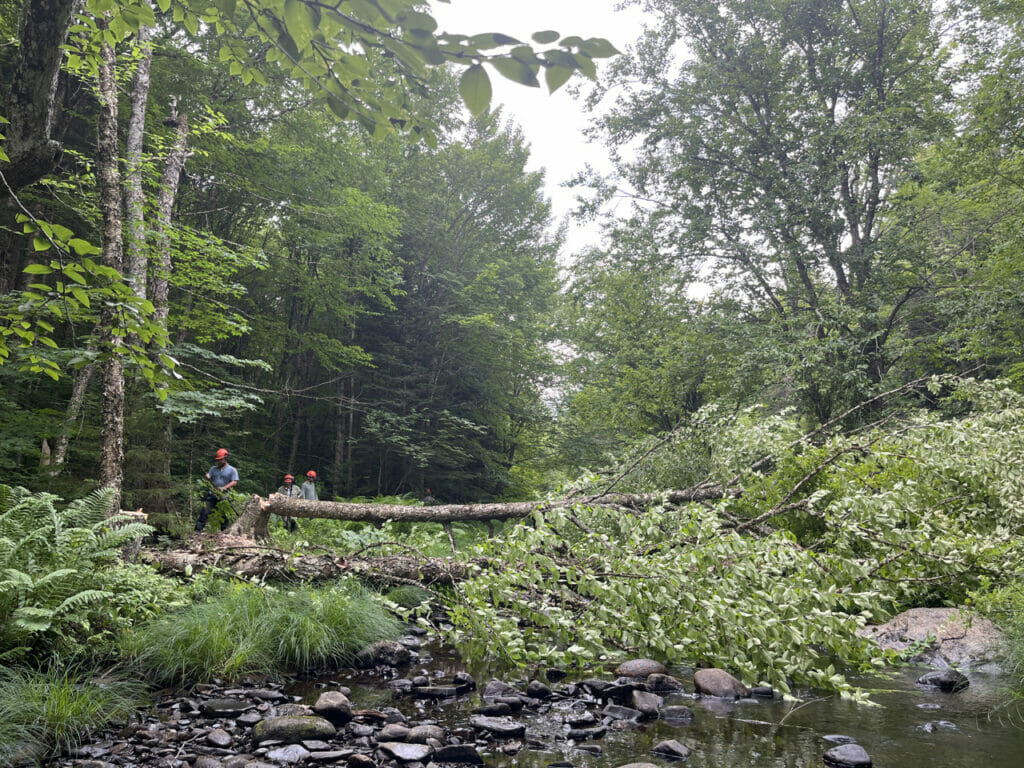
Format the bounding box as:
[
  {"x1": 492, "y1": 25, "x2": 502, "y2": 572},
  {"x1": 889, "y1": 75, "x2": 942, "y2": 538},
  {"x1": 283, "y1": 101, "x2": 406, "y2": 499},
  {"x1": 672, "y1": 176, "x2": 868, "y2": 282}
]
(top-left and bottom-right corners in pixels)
[{"x1": 124, "y1": 19, "x2": 153, "y2": 301}]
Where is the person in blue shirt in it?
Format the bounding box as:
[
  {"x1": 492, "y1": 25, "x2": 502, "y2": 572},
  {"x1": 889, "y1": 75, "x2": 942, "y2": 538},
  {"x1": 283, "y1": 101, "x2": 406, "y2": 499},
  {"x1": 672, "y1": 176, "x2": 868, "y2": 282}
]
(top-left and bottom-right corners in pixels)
[{"x1": 196, "y1": 448, "x2": 238, "y2": 532}]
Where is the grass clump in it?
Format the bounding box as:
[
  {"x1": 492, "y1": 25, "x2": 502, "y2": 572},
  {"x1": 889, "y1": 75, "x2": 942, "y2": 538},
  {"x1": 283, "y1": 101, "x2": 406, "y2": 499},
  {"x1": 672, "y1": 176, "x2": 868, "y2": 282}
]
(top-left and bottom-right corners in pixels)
[
  {"x1": 384, "y1": 584, "x2": 434, "y2": 609},
  {"x1": 124, "y1": 579, "x2": 402, "y2": 684},
  {"x1": 0, "y1": 666, "x2": 144, "y2": 764}
]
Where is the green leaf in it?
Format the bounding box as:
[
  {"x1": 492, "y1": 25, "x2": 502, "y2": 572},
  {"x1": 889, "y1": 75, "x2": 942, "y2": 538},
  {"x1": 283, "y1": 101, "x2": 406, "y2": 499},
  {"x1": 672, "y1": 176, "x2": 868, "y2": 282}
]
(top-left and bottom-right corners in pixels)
[
  {"x1": 70, "y1": 286, "x2": 90, "y2": 308},
  {"x1": 23, "y1": 263, "x2": 53, "y2": 275},
  {"x1": 68, "y1": 238, "x2": 100, "y2": 256},
  {"x1": 490, "y1": 56, "x2": 540, "y2": 88},
  {"x1": 32, "y1": 236, "x2": 51, "y2": 252},
  {"x1": 460, "y1": 64, "x2": 492, "y2": 116},
  {"x1": 284, "y1": 0, "x2": 318, "y2": 51},
  {"x1": 213, "y1": 0, "x2": 236, "y2": 17},
  {"x1": 467, "y1": 32, "x2": 521, "y2": 49},
  {"x1": 545, "y1": 64, "x2": 574, "y2": 93},
  {"x1": 532, "y1": 30, "x2": 560, "y2": 45},
  {"x1": 579, "y1": 37, "x2": 620, "y2": 59}
]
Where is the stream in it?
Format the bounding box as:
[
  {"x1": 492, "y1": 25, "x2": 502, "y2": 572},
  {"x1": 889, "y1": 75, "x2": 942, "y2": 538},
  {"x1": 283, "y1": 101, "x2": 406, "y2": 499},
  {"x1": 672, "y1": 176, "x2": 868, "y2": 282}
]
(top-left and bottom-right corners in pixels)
[{"x1": 290, "y1": 640, "x2": 1024, "y2": 768}]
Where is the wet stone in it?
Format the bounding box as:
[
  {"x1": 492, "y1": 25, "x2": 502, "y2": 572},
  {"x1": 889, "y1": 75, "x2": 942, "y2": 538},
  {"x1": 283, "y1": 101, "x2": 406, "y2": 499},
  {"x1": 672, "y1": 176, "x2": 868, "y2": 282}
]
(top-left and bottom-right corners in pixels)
[
  {"x1": 453, "y1": 671, "x2": 477, "y2": 690},
  {"x1": 192, "y1": 757, "x2": 221, "y2": 768},
  {"x1": 348, "y1": 723, "x2": 376, "y2": 737},
  {"x1": 750, "y1": 685, "x2": 775, "y2": 699},
  {"x1": 252, "y1": 715, "x2": 336, "y2": 744},
  {"x1": 568, "y1": 725, "x2": 608, "y2": 741},
  {"x1": 646, "y1": 673, "x2": 686, "y2": 692},
  {"x1": 631, "y1": 690, "x2": 663, "y2": 717},
  {"x1": 407, "y1": 724, "x2": 445, "y2": 743},
  {"x1": 312, "y1": 691, "x2": 352, "y2": 726},
  {"x1": 432, "y1": 743, "x2": 485, "y2": 764},
  {"x1": 660, "y1": 705, "x2": 695, "y2": 725},
  {"x1": 472, "y1": 702, "x2": 511, "y2": 716},
  {"x1": 919, "y1": 720, "x2": 958, "y2": 732},
  {"x1": 379, "y1": 741, "x2": 433, "y2": 761},
  {"x1": 391, "y1": 678, "x2": 414, "y2": 694},
  {"x1": 603, "y1": 704, "x2": 643, "y2": 722},
  {"x1": 493, "y1": 695, "x2": 526, "y2": 711},
  {"x1": 200, "y1": 699, "x2": 254, "y2": 717},
  {"x1": 823, "y1": 735, "x2": 857, "y2": 744},
  {"x1": 309, "y1": 750, "x2": 353, "y2": 762},
  {"x1": 823, "y1": 744, "x2": 872, "y2": 767},
  {"x1": 469, "y1": 715, "x2": 527, "y2": 737},
  {"x1": 566, "y1": 711, "x2": 597, "y2": 727},
  {"x1": 527, "y1": 680, "x2": 553, "y2": 699},
  {"x1": 266, "y1": 744, "x2": 312, "y2": 763},
  {"x1": 651, "y1": 738, "x2": 692, "y2": 760},
  {"x1": 301, "y1": 739, "x2": 333, "y2": 750},
  {"x1": 617, "y1": 764, "x2": 661, "y2": 768},
  {"x1": 615, "y1": 659, "x2": 668, "y2": 678},
  {"x1": 413, "y1": 685, "x2": 459, "y2": 699},
  {"x1": 243, "y1": 689, "x2": 286, "y2": 701},
  {"x1": 205, "y1": 728, "x2": 232, "y2": 748},
  {"x1": 482, "y1": 679, "x2": 523, "y2": 699},
  {"x1": 693, "y1": 668, "x2": 749, "y2": 699},
  {"x1": 348, "y1": 754, "x2": 376, "y2": 768},
  {"x1": 380, "y1": 723, "x2": 411, "y2": 740},
  {"x1": 917, "y1": 669, "x2": 969, "y2": 693},
  {"x1": 546, "y1": 668, "x2": 568, "y2": 682}
]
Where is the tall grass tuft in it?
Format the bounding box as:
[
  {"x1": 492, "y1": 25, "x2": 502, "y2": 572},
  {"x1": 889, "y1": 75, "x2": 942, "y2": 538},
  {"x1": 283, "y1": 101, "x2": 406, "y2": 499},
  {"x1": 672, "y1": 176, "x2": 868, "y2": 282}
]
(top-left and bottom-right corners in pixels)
[
  {"x1": 124, "y1": 580, "x2": 402, "y2": 684},
  {"x1": 0, "y1": 666, "x2": 144, "y2": 764}
]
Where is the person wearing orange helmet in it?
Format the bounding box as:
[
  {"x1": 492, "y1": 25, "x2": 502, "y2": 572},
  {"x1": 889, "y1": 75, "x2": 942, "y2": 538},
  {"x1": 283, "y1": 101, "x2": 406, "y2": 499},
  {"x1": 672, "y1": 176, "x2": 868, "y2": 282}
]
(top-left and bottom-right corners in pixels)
[
  {"x1": 196, "y1": 448, "x2": 239, "y2": 532},
  {"x1": 301, "y1": 470, "x2": 319, "y2": 501},
  {"x1": 275, "y1": 473, "x2": 301, "y2": 532}
]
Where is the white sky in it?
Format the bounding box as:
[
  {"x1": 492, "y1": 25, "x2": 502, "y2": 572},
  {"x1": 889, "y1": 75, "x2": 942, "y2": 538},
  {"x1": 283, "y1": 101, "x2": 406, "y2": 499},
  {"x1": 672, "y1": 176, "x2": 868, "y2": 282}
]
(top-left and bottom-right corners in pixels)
[{"x1": 431, "y1": 0, "x2": 649, "y2": 257}]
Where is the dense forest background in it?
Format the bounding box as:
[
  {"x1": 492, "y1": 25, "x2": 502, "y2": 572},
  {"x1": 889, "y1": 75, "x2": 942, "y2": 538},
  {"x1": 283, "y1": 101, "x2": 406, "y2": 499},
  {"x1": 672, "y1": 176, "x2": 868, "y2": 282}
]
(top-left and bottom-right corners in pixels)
[{"x1": 1, "y1": 0, "x2": 1023, "y2": 529}]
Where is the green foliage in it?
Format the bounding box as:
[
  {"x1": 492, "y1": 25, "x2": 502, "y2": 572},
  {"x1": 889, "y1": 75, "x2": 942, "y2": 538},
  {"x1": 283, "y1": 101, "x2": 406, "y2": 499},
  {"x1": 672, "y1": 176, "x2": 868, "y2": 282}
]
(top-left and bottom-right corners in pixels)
[
  {"x1": 123, "y1": 580, "x2": 402, "y2": 683},
  {"x1": 443, "y1": 380, "x2": 1024, "y2": 698},
  {"x1": 0, "y1": 665, "x2": 145, "y2": 764},
  {"x1": 0, "y1": 485, "x2": 156, "y2": 663},
  {"x1": 973, "y1": 579, "x2": 1024, "y2": 695}
]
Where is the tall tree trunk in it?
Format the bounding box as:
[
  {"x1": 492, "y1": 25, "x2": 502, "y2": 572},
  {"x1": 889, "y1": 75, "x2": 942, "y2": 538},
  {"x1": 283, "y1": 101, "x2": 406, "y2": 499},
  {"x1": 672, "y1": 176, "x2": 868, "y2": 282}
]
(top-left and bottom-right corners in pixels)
[
  {"x1": 124, "y1": 20, "x2": 153, "y2": 301},
  {"x1": 96, "y1": 36, "x2": 125, "y2": 504},
  {"x1": 51, "y1": 361, "x2": 96, "y2": 471},
  {"x1": 0, "y1": 0, "x2": 77, "y2": 192},
  {"x1": 151, "y1": 106, "x2": 189, "y2": 330}
]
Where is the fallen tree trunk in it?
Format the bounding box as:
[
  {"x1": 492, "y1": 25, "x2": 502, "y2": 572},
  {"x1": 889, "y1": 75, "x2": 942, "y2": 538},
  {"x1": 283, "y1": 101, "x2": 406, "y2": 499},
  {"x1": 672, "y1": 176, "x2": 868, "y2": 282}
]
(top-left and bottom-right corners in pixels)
[
  {"x1": 142, "y1": 544, "x2": 480, "y2": 586},
  {"x1": 226, "y1": 486, "x2": 732, "y2": 540}
]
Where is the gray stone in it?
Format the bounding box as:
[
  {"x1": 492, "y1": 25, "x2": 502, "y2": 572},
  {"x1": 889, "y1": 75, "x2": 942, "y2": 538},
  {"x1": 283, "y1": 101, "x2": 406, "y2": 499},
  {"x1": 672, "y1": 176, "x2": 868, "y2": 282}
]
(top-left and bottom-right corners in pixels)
[
  {"x1": 631, "y1": 690, "x2": 663, "y2": 717},
  {"x1": 244, "y1": 689, "x2": 286, "y2": 702},
  {"x1": 200, "y1": 699, "x2": 255, "y2": 717},
  {"x1": 380, "y1": 723, "x2": 411, "y2": 740},
  {"x1": 432, "y1": 744, "x2": 485, "y2": 764},
  {"x1": 274, "y1": 702, "x2": 312, "y2": 717},
  {"x1": 308, "y1": 751, "x2": 352, "y2": 762},
  {"x1": 693, "y1": 668, "x2": 749, "y2": 699},
  {"x1": 205, "y1": 728, "x2": 232, "y2": 748},
  {"x1": 651, "y1": 739, "x2": 692, "y2": 759},
  {"x1": 469, "y1": 715, "x2": 527, "y2": 737},
  {"x1": 348, "y1": 755, "x2": 376, "y2": 768},
  {"x1": 481, "y1": 679, "x2": 523, "y2": 699},
  {"x1": 750, "y1": 685, "x2": 775, "y2": 698},
  {"x1": 567, "y1": 725, "x2": 608, "y2": 740},
  {"x1": 265, "y1": 744, "x2": 311, "y2": 763},
  {"x1": 471, "y1": 702, "x2": 511, "y2": 715},
  {"x1": 355, "y1": 639, "x2": 412, "y2": 667},
  {"x1": 407, "y1": 724, "x2": 444, "y2": 743},
  {"x1": 615, "y1": 659, "x2": 668, "y2": 677},
  {"x1": 237, "y1": 711, "x2": 263, "y2": 725},
  {"x1": 823, "y1": 743, "x2": 872, "y2": 767},
  {"x1": 917, "y1": 668, "x2": 969, "y2": 693},
  {"x1": 646, "y1": 673, "x2": 686, "y2": 692},
  {"x1": 453, "y1": 671, "x2": 476, "y2": 689},
  {"x1": 617, "y1": 764, "x2": 662, "y2": 768},
  {"x1": 312, "y1": 691, "x2": 353, "y2": 725},
  {"x1": 602, "y1": 704, "x2": 643, "y2": 722},
  {"x1": 413, "y1": 685, "x2": 459, "y2": 699},
  {"x1": 660, "y1": 705, "x2": 695, "y2": 725},
  {"x1": 378, "y1": 741, "x2": 433, "y2": 762},
  {"x1": 858, "y1": 607, "x2": 1003, "y2": 668},
  {"x1": 526, "y1": 679, "x2": 552, "y2": 699},
  {"x1": 823, "y1": 735, "x2": 857, "y2": 744},
  {"x1": 252, "y1": 715, "x2": 336, "y2": 744},
  {"x1": 222, "y1": 756, "x2": 253, "y2": 768},
  {"x1": 192, "y1": 757, "x2": 222, "y2": 768}
]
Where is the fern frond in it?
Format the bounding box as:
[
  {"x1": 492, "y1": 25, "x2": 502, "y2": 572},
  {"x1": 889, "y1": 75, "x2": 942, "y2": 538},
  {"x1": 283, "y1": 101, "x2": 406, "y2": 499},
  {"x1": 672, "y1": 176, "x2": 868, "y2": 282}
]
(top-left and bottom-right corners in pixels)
[
  {"x1": 63, "y1": 488, "x2": 116, "y2": 528},
  {"x1": 53, "y1": 590, "x2": 113, "y2": 615}
]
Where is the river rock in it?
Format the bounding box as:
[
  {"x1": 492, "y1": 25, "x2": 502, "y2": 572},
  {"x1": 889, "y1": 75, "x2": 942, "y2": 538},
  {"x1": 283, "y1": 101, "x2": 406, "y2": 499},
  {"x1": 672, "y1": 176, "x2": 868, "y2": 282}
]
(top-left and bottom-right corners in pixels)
[
  {"x1": 917, "y1": 668, "x2": 969, "y2": 693},
  {"x1": 379, "y1": 722, "x2": 411, "y2": 740},
  {"x1": 647, "y1": 673, "x2": 686, "y2": 692},
  {"x1": 823, "y1": 743, "x2": 872, "y2": 767},
  {"x1": 348, "y1": 754, "x2": 376, "y2": 768},
  {"x1": 616, "y1": 659, "x2": 668, "y2": 677},
  {"x1": 205, "y1": 728, "x2": 232, "y2": 747},
  {"x1": 192, "y1": 757, "x2": 222, "y2": 768},
  {"x1": 603, "y1": 703, "x2": 643, "y2": 722},
  {"x1": 693, "y1": 668, "x2": 749, "y2": 698},
  {"x1": 482, "y1": 679, "x2": 523, "y2": 699},
  {"x1": 632, "y1": 690, "x2": 663, "y2": 717},
  {"x1": 355, "y1": 639, "x2": 412, "y2": 667},
  {"x1": 312, "y1": 691, "x2": 353, "y2": 725},
  {"x1": 469, "y1": 715, "x2": 527, "y2": 737},
  {"x1": 378, "y1": 741, "x2": 433, "y2": 761},
  {"x1": 453, "y1": 671, "x2": 477, "y2": 690},
  {"x1": 651, "y1": 738, "x2": 692, "y2": 759},
  {"x1": 407, "y1": 724, "x2": 444, "y2": 743},
  {"x1": 199, "y1": 698, "x2": 254, "y2": 717},
  {"x1": 568, "y1": 725, "x2": 608, "y2": 740},
  {"x1": 617, "y1": 764, "x2": 662, "y2": 768},
  {"x1": 434, "y1": 744, "x2": 485, "y2": 764},
  {"x1": 413, "y1": 685, "x2": 460, "y2": 698},
  {"x1": 252, "y1": 715, "x2": 336, "y2": 744},
  {"x1": 527, "y1": 679, "x2": 552, "y2": 699},
  {"x1": 858, "y1": 607, "x2": 1003, "y2": 668},
  {"x1": 472, "y1": 702, "x2": 511, "y2": 715},
  {"x1": 823, "y1": 735, "x2": 857, "y2": 744},
  {"x1": 660, "y1": 705, "x2": 695, "y2": 724},
  {"x1": 750, "y1": 686, "x2": 775, "y2": 699},
  {"x1": 266, "y1": 744, "x2": 311, "y2": 763}
]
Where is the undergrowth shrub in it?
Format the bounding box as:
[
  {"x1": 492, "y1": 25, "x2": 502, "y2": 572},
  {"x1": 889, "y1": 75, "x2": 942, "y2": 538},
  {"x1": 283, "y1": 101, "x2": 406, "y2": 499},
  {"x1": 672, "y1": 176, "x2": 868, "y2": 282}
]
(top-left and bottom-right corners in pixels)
[
  {"x1": 0, "y1": 485, "x2": 157, "y2": 663},
  {"x1": 0, "y1": 666, "x2": 144, "y2": 764},
  {"x1": 123, "y1": 580, "x2": 401, "y2": 684}
]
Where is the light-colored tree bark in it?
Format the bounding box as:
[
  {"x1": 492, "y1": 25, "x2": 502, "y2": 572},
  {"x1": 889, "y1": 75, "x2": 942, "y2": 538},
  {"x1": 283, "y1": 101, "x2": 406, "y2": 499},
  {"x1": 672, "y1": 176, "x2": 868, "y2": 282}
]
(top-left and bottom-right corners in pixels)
[{"x1": 124, "y1": 19, "x2": 153, "y2": 301}]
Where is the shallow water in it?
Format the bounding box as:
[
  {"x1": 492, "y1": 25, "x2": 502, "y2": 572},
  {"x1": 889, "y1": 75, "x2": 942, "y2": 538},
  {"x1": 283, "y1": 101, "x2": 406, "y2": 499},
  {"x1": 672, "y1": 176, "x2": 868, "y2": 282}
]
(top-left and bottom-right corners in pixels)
[{"x1": 293, "y1": 642, "x2": 1024, "y2": 767}]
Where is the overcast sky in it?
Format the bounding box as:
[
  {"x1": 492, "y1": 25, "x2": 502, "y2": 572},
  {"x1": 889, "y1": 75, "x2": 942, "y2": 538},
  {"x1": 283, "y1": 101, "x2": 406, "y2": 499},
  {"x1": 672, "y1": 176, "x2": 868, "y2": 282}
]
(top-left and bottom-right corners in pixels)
[{"x1": 431, "y1": 1, "x2": 649, "y2": 256}]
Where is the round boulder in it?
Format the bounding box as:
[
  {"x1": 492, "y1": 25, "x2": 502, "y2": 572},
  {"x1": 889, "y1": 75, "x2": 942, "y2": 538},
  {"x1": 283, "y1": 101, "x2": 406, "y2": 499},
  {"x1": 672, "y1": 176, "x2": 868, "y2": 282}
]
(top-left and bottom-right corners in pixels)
[
  {"x1": 312, "y1": 691, "x2": 353, "y2": 725},
  {"x1": 823, "y1": 743, "x2": 872, "y2": 767},
  {"x1": 693, "y1": 668, "x2": 749, "y2": 699},
  {"x1": 615, "y1": 659, "x2": 668, "y2": 678},
  {"x1": 252, "y1": 715, "x2": 336, "y2": 744}
]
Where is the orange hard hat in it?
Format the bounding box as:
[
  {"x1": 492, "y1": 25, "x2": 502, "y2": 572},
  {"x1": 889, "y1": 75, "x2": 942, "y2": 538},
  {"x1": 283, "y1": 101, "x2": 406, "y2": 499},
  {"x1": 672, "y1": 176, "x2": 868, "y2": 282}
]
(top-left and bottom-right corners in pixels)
[
  {"x1": 214, "y1": 448, "x2": 229, "y2": 460},
  {"x1": 306, "y1": 470, "x2": 316, "y2": 479},
  {"x1": 284, "y1": 474, "x2": 294, "y2": 481}
]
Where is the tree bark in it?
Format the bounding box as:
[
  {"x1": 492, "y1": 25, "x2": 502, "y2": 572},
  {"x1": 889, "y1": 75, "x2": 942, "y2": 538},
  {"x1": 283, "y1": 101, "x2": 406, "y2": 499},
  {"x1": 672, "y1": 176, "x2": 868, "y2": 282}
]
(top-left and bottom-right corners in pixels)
[
  {"x1": 151, "y1": 107, "x2": 189, "y2": 330},
  {"x1": 0, "y1": 0, "x2": 78, "y2": 192},
  {"x1": 51, "y1": 361, "x2": 96, "y2": 471},
  {"x1": 124, "y1": 20, "x2": 153, "y2": 301},
  {"x1": 96, "y1": 36, "x2": 125, "y2": 504},
  {"x1": 227, "y1": 486, "x2": 732, "y2": 540}
]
